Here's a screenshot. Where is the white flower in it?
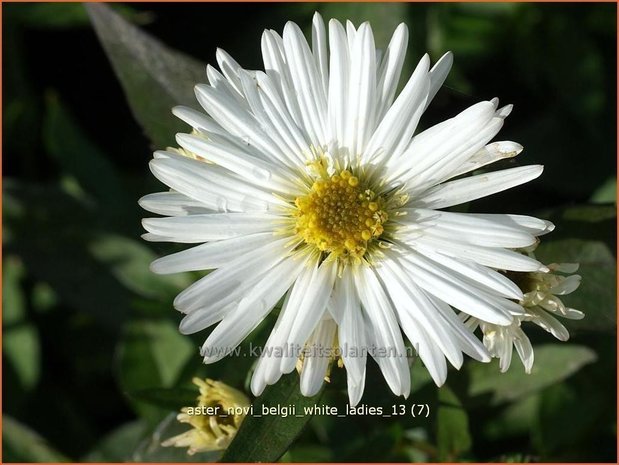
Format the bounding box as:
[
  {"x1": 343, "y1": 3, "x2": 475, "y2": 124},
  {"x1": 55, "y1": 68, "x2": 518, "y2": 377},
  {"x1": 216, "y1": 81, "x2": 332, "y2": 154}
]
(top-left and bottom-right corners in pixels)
[
  {"x1": 140, "y1": 14, "x2": 557, "y2": 405},
  {"x1": 465, "y1": 263, "x2": 584, "y2": 373}
]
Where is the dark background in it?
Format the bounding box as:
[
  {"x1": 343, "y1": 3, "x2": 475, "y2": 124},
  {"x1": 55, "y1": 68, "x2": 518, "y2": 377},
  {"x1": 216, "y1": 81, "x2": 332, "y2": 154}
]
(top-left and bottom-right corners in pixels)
[{"x1": 3, "y1": 3, "x2": 617, "y2": 462}]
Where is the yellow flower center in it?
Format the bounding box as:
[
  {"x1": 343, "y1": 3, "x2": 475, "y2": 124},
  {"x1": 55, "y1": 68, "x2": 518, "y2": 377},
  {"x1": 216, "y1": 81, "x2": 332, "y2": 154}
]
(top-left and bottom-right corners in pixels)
[{"x1": 294, "y1": 169, "x2": 388, "y2": 260}]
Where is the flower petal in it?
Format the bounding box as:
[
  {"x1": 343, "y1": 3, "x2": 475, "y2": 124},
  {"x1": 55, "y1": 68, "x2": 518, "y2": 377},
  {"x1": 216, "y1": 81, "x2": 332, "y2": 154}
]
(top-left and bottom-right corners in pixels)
[{"x1": 410, "y1": 165, "x2": 544, "y2": 209}]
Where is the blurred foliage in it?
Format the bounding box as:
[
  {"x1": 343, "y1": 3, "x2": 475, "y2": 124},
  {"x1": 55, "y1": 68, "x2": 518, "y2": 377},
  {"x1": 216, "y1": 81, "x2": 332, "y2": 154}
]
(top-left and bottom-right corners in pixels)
[{"x1": 3, "y1": 2, "x2": 616, "y2": 462}]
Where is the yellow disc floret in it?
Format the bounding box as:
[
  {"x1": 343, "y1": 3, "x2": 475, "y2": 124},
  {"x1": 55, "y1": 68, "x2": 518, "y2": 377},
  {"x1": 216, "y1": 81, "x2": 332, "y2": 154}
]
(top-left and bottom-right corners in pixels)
[{"x1": 294, "y1": 168, "x2": 388, "y2": 261}]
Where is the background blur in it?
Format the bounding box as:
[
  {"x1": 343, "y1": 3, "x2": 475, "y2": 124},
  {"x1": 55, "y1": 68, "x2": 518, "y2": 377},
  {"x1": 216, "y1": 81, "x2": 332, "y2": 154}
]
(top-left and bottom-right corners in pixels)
[{"x1": 3, "y1": 2, "x2": 617, "y2": 462}]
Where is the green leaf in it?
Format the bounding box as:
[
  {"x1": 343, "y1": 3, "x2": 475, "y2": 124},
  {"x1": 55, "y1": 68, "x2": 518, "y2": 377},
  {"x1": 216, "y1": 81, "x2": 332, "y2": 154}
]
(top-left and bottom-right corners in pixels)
[
  {"x1": 436, "y1": 385, "x2": 471, "y2": 461},
  {"x1": 88, "y1": 233, "x2": 191, "y2": 300},
  {"x1": 590, "y1": 177, "x2": 617, "y2": 204},
  {"x1": 483, "y1": 394, "x2": 540, "y2": 440},
  {"x1": 87, "y1": 3, "x2": 206, "y2": 148},
  {"x1": 117, "y1": 319, "x2": 195, "y2": 419},
  {"x1": 3, "y1": 324, "x2": 41, "y2": 392},
  {"x1": 8, "y1": 3, "x2": 146, "y2": 29},
  {"x1": 3, "y1": 415, "x2": 69, "y2": 462},
  {"x1": 2, "y1": 255, "x2": 26, "y2": 325},
  {"x1": 468, "y1": 344, "x2": 597, "y2": 404},
  {"x1": 43, "y1": 93, "x2": 127, "y2": 208},
  {"x1": 3, "y1": 182, "x2": 130, "y2": 330},
  {"x1": 3, "y1": 256, "x2": 41, "y2": 392},
  {"x1": 130, "y1": 387, "x2": 199, "y2": 411},
  {"x1": 83, "y1": 420, "x2": 147, "y2": 462},
  {"x1": 220, "y1": 372, "x2": 323, "y2": 462},
  {"x1": 8, "y1": 3, "x2": 90, "y2": 28},
  {"x1": 534, "y1": 205, "x2": 616, "y2": 333}
]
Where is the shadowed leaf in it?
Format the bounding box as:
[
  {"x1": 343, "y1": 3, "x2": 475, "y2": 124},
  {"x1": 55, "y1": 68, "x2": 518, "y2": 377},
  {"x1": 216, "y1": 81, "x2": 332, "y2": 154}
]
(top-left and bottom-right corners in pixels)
[{"x1": 87, "y1": 3, "x2": 205, "y2": 148}]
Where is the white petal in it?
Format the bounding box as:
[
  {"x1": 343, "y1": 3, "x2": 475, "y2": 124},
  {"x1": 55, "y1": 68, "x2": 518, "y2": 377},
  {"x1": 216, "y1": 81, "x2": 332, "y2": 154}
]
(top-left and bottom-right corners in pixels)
[
  {"x1": 283, "y1": 21, "x2": 328, "y2": 147},
  {"x1": 250, "y1": 286, "x2": 297, "y2": 396},
  {"x1": 347, "y1": 370, "x2": 366, "y2": 406},
  {"x1": 550, "y1": 275, "x2": 582, "y2": 295},
  {"x1": 410, "y1": 234, "x2": 546, "y2": 272},
  {"x1": 382, "y1": 273, "x2": 449, "y2": 386},
  {"x1": 300, "y1": 319, "x2": 337, "y2": 396},
  {"x1": 194, "y1": 84, "x2": 289, "y2": 167},
  {"x1": 380, "y1": 259, "x2": 464, "y2": 369},
  {"x1": 279, "y1": 259, "x2": 337, "y2": 374},
  {"x1": 354, "y1": 266, "x2": 410, "y2": 397},
  {"x1": 255, "y1": 72, "x2": 312, "y2": 161},
  {"x1": 173, "y1": 237, "x2": 290, "y2": 313},
  {"x1": 331, "y1": 271, "x2": 367, "y2": 385},
  {"x1": 451, "y1": 140, "x2": 523, "y2": 178},
  {"x1": 364, "y1": 55, "x2": 430, "y2": 164},
  {"x1": 393, "y1": 102, "x2": 503, "y2": 189},
  {"x1": 411, "y1": 245, "x2": 524, "y2": 300},
  {"x1": 201, "y1": 256, "x2": 307, "y2": 363},
  {"x1": 327, "y1": 19, "x2": 350, "y2": 150},
  {"x1": 139, "y1": 192, "x2": 213, "y2": 216},
  {"x1": 142, "y1": 212, "x2": 278, "y2": 243},
  {"x1": 397, "y1": 252, "x2": 522, "y2": 325},
  {"x1": 215, "y1": 48, "x2": 244, "y2": 95},
  {"x1": 400, "y1": 208, "x2": 538, "y2": 249},
  {"x1": 150, "y1": 232, "x2": 275, "y2": 274},
  {"x1": 172, "y1": 106, "x2": 227, "y2": 137},
  {"x1": 175, "y1": 132, "x2": 298, "y2": 194},
  {"x1": 149, "y1": 155, "x2": 281, "y2": 212},
  {"x1": 530, "y1": 310, "x2": 570, "y2": 341},
  {"x1": 425, "y1": 51, "x2": 453, "y2": 109},
  {"x1": 411, "y1": 165, "x2": 544, "y2": 210},
  {"x1": 312, "y1": 12, "x2": 329, "y2": 97},
  {"x1": 404, "y1": 315, "x2": 448, "y2": 386},
  {"x1": 423, "y1": 293, "x2": 491, "y2": 363},
  {"x1": 375, "y1": 23, "x2": 408, "y2": 120},
  {"x1": 260, "y1": 263, "x2": 315, "y2": 387},
  {"x1": 206, "y1": 64, "x2": 248, "y2": 109},
  {"x1": 512, "y1": 328, "x2": 534, "y2": 373},
  {"x1": 261, "y1": 30, "x2": 305, "y2": 130},
  {"x1": 345, "y1": 22, "x2": 377, "y2": 156}
]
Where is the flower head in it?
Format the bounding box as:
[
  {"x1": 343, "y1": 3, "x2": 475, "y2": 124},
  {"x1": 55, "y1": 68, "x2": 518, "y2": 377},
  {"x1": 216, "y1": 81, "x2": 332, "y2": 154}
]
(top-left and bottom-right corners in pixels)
[
  {"x1": 466, "y1": 263, "x2": 584, "y2": 373},
  {"x1": 162, "y1": 378, "x2": 250, "y2": 454},
  {"x1": 141, "y1": 13, "x2": 569, "y2": 405}
]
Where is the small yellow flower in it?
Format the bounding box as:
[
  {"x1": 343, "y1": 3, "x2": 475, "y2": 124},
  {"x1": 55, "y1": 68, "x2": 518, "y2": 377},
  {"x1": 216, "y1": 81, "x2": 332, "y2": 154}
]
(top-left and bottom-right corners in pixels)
[{"x1": 161, "y1": 378, "x2": 250, "y2": 455}]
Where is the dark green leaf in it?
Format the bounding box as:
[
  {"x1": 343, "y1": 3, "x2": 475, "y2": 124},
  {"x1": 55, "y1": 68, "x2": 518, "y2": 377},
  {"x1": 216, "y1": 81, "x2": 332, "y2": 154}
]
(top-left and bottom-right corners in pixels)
[
  {"x1": 2, "y1": 256, "x2": 41, "y2": 391},
  {"x1": 3, "y1": 182, "x2": 130, "y2": 330},
  {"x1": 590, "y1": 177, "x2": 617, "y2": 204},
  {"x1": 117, "y1": 319, "x2": 194, "y2": 420},
  {"x1": 43, "y1": 93, "x2": 127, "y2": 208},
  {"x1": 220, "y1": 372, "x2": 323, "y2": 462},
  {"x1": 87, "y1": 3, "x2": 206, "y2": 148},
  {"x1": 3, "y1": 415, "x2": 69, "y2": 462},
  {"x1": 88, "y1": 233, "x2": 191, "y2": 300},
  {"x1": 436, "y1": 385, "x2": 471, "y2": 461},
  {"x1": 483, "y1": 394, "x2": 540, "y2": 440},
  {"x1": 83, "y1": 420, "x2": 147, "y2": 462},
  {"x1": 130, "y1": 387, "x2": 199, "y2": 411},
  {"x1": 534, "y1": 205, "x2": 617, "y2": 333},
  {"x1": 468, "y1": 344, "x2": 597, "y2": 404},
  {"x1": 2, "y1": 255, "x2": 26, "y2": 325}
]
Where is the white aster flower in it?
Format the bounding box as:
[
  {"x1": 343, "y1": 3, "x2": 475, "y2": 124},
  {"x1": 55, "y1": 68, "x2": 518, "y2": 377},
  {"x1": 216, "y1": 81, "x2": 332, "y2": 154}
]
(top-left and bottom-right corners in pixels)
[
  {"x1": 140, "y1": 14, "x2": 557, "y2": 405},
  {"x1": 465, "y1": 263, "x2": 584, "y2": 373}
]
